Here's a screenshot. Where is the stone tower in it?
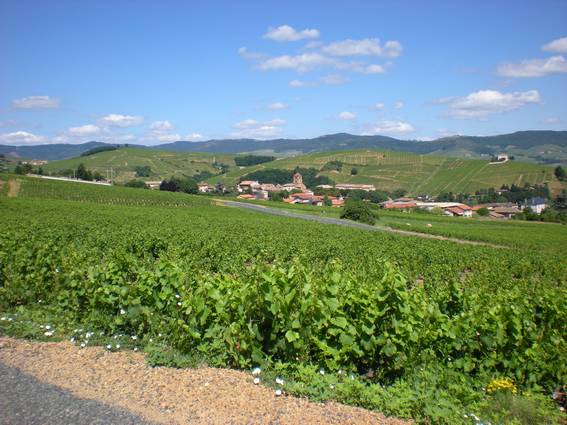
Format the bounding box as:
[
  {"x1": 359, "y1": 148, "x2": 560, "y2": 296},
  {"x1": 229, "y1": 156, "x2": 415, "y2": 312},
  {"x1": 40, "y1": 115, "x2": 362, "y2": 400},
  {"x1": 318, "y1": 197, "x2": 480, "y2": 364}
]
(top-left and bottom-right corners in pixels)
[{"x1": 293, "y1": 172, "x2": 303, "y2": 185}]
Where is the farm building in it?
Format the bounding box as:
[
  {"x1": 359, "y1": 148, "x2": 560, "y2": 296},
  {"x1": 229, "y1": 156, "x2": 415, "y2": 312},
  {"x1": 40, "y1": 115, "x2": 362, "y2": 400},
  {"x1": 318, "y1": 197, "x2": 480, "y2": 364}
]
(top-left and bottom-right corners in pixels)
[
  {"x1": 443, "y1": 205, "x2": 473, "y2": 218},
  {"x1": 197, "y1": 183, "x2": 213, "y2": 193},
  {"x1": 144, "y1": 180, "x2": 162, "y2": 190},
  {"x1": 335, "y1": 183, "x2": 376, "y2": 191},
  {"x1": 523, "y1": 197, "x2": 548, "y2": 214}
]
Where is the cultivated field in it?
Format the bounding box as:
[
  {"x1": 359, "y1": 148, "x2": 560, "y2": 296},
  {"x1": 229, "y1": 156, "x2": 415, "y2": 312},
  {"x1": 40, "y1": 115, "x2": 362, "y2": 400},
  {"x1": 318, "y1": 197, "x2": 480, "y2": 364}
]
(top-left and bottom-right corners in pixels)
[
  {"x1": 1, "y1": 175, "x2": 565, "y2": 424},
  {"x1": 42, "y1": 148, "x2": 235, "y2": 183},
  {"x1": 207, "y1": 149, "x2": 563, "y2": 196}
]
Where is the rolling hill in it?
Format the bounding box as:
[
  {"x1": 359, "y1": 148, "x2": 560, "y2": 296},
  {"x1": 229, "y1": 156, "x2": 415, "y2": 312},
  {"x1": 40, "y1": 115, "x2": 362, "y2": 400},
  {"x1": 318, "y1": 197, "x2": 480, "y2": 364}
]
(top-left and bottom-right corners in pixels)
[
  {"x1": 41, "y1": 148, "x2": 236, "y2": 184},
  {"x1": 3, "y1": 130, "x2": 567, "y2": 165},
  {"x1": 205, "y1": 149, "x2": 566, "y2": 196}
]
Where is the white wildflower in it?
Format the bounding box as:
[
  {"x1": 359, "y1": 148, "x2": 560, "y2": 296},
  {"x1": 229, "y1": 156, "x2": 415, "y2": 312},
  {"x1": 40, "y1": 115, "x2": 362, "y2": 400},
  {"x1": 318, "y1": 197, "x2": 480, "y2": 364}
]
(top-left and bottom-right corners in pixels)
[
  {"x1": 319, "y1": 369, "x2": 325, "y2": 375},
  {"x1": 134, "y1": 347, "x2": 138, "y2": 352},
  {"x1": 177, "y1": 302, "x2": 182, "y2": 306},
  {"x1": 107, "y1": 344, "x2": 112, "y2": 350},
  {"x1": 275, "y1": 389, "x2": 282, "y2": 396},
  {"x1": 45, "y1": 325, "x2": 51, "y2": 330},
  {"x1": 44, "y1": 331, "x2": 53, "y2": 336},
  {"x1": 275, "y1": 377, "x2": 284, "y2": 385},
  {"x1": 80, "y1": 343, "x2": 86, "y2": 348},
  {"x1": 253, "y1": 377, "x2": 260, "y2": 385},
  {"x1": 116, "y1": 344, "x2": 120, "y2": 349},
  {"x1": 252, "y1": 367, "x2": 261, "y2": 376},
  {"x1": 0, "y1": 317, "x2": 5, "y2": 321},
  {"x1": 158, "y1": 333, "x2": 162, "y2": 337},
  {"x1": 120, "y1": 308, "x2": 126, "y2": 315},
  {"x1": 131, "y1": 335, "x2": 137, "y2": 340},
  {"x1": 175, "y1": 294, "x2": 180, "y2": 299}
]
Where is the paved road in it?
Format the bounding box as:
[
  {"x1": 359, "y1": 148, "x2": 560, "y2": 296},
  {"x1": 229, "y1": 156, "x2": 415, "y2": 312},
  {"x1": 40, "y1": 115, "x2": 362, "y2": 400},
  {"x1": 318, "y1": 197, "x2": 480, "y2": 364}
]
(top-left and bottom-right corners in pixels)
[
  {"x1": 0, "y1": 362, "x2": 154, "y2": 425},
  {"x1": 221, "y1": 200, "x2": 505, "y2": 248}
]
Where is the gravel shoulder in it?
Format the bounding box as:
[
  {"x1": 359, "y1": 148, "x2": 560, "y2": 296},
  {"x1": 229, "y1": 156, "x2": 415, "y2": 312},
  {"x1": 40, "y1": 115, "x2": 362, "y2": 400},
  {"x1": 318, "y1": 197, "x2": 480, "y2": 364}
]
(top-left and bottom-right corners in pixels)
[{"x1": 0, "y1": 337, "x2": 410, "y2": 425}]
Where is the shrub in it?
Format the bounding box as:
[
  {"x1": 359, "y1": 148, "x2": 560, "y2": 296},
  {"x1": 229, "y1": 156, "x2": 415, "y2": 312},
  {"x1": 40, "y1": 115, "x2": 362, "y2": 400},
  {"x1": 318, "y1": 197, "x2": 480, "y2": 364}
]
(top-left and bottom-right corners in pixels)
[{"x1": 340, "y1": 200, "x2": 377, "y2": 225}]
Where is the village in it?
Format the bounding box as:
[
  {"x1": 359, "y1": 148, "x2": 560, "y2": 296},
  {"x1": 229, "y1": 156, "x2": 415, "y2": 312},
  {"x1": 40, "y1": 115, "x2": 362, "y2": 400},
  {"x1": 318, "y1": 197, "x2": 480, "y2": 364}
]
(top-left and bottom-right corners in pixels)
[{"x1": 191, "y1": 171, "x2": 549, "y2": 220}]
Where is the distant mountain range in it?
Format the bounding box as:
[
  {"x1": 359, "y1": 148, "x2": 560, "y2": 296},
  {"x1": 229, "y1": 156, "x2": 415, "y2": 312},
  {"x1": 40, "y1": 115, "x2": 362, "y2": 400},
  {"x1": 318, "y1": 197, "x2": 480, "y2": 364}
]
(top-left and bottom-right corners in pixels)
[{"x1": 1, "y1": 131, "x2": 566, "y2": 164}]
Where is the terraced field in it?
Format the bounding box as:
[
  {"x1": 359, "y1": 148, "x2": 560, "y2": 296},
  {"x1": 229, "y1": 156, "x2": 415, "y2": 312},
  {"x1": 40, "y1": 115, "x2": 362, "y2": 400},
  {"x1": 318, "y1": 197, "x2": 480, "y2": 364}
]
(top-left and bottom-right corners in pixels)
[
  {"x1": 42, "y1": 147, "x2": 565, "y2": 196},
  {"x1": 206, "y1": 150, "x2": 563, "y2": 196},
  {"x1": 42, "y1": 148, "x2": 235, "y2": 184}
]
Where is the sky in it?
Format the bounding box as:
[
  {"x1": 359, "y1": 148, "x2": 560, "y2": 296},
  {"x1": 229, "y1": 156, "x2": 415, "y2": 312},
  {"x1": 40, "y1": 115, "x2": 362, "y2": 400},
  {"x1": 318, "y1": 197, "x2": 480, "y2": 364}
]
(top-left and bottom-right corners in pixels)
[{"x1": 0, "y1": 0, "x2": 566, "y2": 146}]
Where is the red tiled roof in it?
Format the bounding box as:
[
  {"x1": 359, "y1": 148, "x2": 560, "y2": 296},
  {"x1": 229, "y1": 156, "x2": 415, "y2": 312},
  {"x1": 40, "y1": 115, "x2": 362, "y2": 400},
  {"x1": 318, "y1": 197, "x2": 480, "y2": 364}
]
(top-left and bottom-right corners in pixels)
[{"x1": 384, "y1": 202, "x2": 417, "y2": 209}]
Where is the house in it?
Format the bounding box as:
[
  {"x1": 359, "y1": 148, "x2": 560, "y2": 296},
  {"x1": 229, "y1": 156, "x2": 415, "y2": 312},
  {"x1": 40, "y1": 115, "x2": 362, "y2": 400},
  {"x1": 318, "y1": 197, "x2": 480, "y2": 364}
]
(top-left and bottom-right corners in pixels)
[
  {"x1": 497, "y1": 154, "x2": 509, "y2": 162},
  {"x1": 383, "y1": 201, "x2": 418, "y2": 211},
  {"x1": 491, "y1": 206, "x2": 522, "y2": 219},
  {"x1": 237, "y1": 180, "x2": 260, "y2": 193},
  {"x1": 443, "y1": 205, "x2": 472, "y2": 217},
  {"x1": 23, "y1": 160, "x2": 48, "y2": 166},
  {"x1": 197, "y1": 182, "x2": 213, "y2": 193},
  {"x1": 335, "y1": 183, "x2": 376, "y2": 191},
  {"x1": 259, "y1": 183, "x2": 282, "y2": 192},
  {"x1": 144, "y1": 180, "x2": 162, "y2": 190},
  {"x1": 237, "y1": 193, "x2": 256, "y2": 200},
  {"x1": 523, "y1": 197, "x2": 548, "y2": 214},
  {"x1": 283, "y1": 192, "x2": 344, "y2": 207}
]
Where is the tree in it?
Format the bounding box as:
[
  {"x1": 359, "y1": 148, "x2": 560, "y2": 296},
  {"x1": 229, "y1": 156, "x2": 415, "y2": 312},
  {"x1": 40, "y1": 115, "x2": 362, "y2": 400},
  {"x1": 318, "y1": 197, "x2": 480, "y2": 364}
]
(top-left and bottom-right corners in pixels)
[
  {"x1": 555, "y1": 166, "x2": 566, "y2": 181},
  {"x1": 350, "y1": 167, "x2": 358, "y2": 175},
  {"x1": 135, "y1": 165, "x2": 151, "y2": 177},
  {"x1": 125, "y1": 179, "x2": 146, "y2": 188},
  {"x1": 76, "y1": 163, "x2": 93, "y2": 181},
  {"x1": 340, "y1": 200, "x2": 377, "y2": 225},
  {"x1": 14, "y1": 164, "x2": 23, "y2": 175},
  {"x1": 476, "y1": 207, "x2": 490, "y2": 217},
  {"x1": 323, "y1": 195, "x2": 332, "y2": 207}
]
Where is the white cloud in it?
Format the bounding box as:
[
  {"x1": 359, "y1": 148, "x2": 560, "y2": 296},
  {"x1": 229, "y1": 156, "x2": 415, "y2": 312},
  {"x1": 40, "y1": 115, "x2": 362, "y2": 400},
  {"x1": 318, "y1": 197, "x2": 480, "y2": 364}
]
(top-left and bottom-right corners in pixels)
[
  {"x1": 544, "y1": 117, "x2": 562, "y2": 124},
  {"x1": 289, "y1": 79, "x2": 306, "y2": 87},
  {"x1": 149, "y1": 120, "x2": 173, "y2": 131},
  {"x1": 321, "y1": 74, "x2": 349, "y2": 85},
  {"x1": 363, "y1": 120, "x2": 415, "y2": 135},
  {"x1": 12, "y1": 95, "x2": 61, "y2": 109},
  {"x1": 321, "y1": 38, "x2": 402, "y2": 57},
  {"x1": 155, "y1": 133, "x2": 204, "y2": 143},
  {"x1": 264, "y1": 25, "x2": 320, "y2": 42},
  {"x1": 394, "y1": 101, "x2": 404, "y2": 109},
  {"x1": 439, "y1": 89, "x2": 540, "y2": 119},
  {"x1": 497, "y1": 55, "x2": 567, "y2": 77},
  {"x1": 338, "y1": 111, "x2": 356, "y2": 120},
  {"x1": 99, "y1": 114, "x2": 144, "y2": 128},
  {"x1": 371, "y1": 103, "x2": 385, "y2": 110},
  {"x1": 0, "y1": 120, "x2": 18, "y2": 128},
  {"x1": 265, "y1": 118, "x2": 286, "y2": 126},
  {"x1": 238, "y1": 47, "x2": 265, "y2": 60},
  {"x1": 542, "y1": 36, "x2": 567, "y2": 53},
  {"x1": 362, "y1": 64, "x2": 385, "y2": 74},
  {"x1": 231, "y1": 118, "x2": 285, "y2": 139},
  {"x1": 258, "y1": 53, "x2": 332, "y2": 73},
  {"x1": 0, "y1": 130, "x2": 47, "y2": 145},
  {"x1": 267, "y1": 102, "x2": 289, "y2": 110},
  {"x1": 68, "y1": 124, "x2": 102, "y2": 136}
]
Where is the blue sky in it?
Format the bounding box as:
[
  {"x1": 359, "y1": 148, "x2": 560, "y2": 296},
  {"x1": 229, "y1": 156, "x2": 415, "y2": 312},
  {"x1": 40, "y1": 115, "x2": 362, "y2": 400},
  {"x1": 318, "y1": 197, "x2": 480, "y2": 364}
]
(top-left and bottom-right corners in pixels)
[{"x1": 1, "y1": 0, "x2": 566, "y2": 146}]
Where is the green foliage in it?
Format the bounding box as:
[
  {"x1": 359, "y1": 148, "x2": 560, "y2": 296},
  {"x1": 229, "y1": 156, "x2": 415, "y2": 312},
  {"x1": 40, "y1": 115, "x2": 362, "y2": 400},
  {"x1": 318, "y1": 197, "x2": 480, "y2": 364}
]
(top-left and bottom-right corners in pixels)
[
  {"x1": 321, "y1": 160, "x2": 343, "y2": 172},
  {"x1": 234, "y1": 155, "x2": 275, "y2": 167},
  {"x1": 476, "y1": 207, "x2": 489, "y2": 217},
  {"x1": 350, "y1": 167, "x2": 358, "y2": 175},
  {"x1": 81, "y1": 145, "x2": 118, "y2": 156},
  {"x1": 555, "y1": 165, "x2": 565, "y2": 181},
  {"x1": 160, "y1": 177, "x2": 198, "y2": 194},
  {"x1": 340, "y1": 200, "x2": 377, "y2": 225},
  {"x1": 1, "y1": 176, "x2": 566, "y2": 424},
  {"x1": 125, "y1": 179, "x2": 146, "y2": 188},
  {"x1": 134, "y1": 165, "x2": 151, "y2": 177}
]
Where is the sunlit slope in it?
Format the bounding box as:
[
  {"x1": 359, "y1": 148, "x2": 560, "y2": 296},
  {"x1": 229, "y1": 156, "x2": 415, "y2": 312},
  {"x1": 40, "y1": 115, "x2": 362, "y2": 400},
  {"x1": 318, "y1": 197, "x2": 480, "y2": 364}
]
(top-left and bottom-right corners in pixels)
[
  {"x1": 207, "y1": 149, "x2": 563, "y2": 195},
  {"x1": 43, "y1": 148, "x2": 235, "y2": 183}
]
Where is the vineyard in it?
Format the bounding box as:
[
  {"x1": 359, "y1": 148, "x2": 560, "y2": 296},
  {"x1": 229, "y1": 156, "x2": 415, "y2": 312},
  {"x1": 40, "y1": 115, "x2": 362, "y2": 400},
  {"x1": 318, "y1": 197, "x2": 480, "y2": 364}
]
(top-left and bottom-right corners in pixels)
[{"x1": 1, "y1": 175, "x2": 566, "y2": 424}]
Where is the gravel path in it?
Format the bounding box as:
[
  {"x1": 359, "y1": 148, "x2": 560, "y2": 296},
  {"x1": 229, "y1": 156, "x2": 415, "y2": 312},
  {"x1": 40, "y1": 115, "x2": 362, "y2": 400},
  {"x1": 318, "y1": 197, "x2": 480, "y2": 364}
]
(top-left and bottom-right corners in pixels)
[
  {"x1": 0, "y1": 362, "x2": 154, "y2": 425},
  {"x1": 221, "y1": 200, "x2": 505, "y2": 248},
  {"x1": 0, "y1": 337, "x2": 410, "y2": 425}
]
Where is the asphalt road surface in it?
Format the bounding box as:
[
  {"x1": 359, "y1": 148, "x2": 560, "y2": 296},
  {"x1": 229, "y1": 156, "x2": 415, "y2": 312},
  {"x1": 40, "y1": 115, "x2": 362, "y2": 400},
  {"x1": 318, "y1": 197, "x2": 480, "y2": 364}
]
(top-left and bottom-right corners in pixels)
[{"x1": 0, "y1": 362, "x2": 154, "y2": 425}]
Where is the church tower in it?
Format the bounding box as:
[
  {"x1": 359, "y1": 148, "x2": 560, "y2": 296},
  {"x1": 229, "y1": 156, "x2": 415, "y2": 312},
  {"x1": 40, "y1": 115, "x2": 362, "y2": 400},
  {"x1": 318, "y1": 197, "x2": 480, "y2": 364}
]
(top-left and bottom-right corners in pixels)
[{"x1": 293, "y1": 172, "x2": 303, "y2": 185}]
